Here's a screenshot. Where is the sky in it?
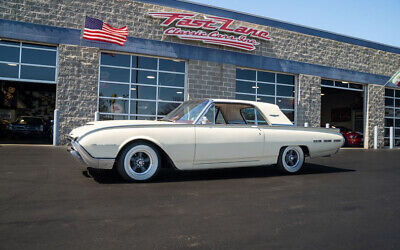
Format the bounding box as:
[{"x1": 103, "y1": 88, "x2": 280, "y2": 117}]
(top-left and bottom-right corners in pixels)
[{"x1": 188, "y1": 0, "x2": 400, "y2": 48}]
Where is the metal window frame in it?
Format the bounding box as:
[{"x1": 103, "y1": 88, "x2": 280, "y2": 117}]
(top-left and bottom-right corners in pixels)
[
  {"x1": 98, "y1": 52, "x2": 187, "y2": 120},
  {"x1": 234, "y1": 67, "x2": 297, "y2": 123},
  {"x1": 0, "y1": 41, "x2": 58, "y2": 84}
]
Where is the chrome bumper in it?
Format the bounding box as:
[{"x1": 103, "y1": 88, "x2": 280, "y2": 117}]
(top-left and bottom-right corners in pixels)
[{"x1": 68, "y1": 140, "x2": 114, "y2": 169}]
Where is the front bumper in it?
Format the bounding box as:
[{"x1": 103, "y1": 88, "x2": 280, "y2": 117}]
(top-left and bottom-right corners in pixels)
[{"x1": 68, "y1": 139, "x2": 114, "y2": 169}]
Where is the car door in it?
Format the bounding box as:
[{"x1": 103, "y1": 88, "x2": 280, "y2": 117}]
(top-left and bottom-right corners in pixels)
[{"x1": 194, "y1": 104, "x2": 264, "y2": 168}]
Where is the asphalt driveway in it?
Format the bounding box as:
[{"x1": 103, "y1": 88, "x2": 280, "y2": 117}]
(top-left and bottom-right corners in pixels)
[{"x1": 0, "y1": 145, "x2": 399, "y2": 250}]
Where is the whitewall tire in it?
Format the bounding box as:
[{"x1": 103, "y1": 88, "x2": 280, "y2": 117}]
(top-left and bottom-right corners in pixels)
[
  {"x1": 117, "y1": 142, "x2": 160, "y2": 182},
  {"x1": 277, "y1": 146, "x2": 305, "y2": 174}
]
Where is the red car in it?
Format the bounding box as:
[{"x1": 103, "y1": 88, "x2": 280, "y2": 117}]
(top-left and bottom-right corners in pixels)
[{"x1": 335, "y1": 126, "x2": 363, "y2": 147}]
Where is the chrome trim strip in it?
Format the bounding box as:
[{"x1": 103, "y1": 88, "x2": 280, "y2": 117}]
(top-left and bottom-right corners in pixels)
[{"x1": 69, "y1": 140, "x2": 114, "y2": 169}]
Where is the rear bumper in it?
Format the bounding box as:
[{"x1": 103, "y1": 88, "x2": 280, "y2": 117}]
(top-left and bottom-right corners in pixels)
[{"x1": 68, "y1": 140, "x2": 114, "y2": 169}]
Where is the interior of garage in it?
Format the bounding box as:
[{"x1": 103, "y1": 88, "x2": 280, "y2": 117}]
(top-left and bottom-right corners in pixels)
[
  {"x1": 0, "y1": 80, "x2": 56, "y2": 144},
  {"x1": 321, "y1": 82, "x2": 364, "y2": 147}
]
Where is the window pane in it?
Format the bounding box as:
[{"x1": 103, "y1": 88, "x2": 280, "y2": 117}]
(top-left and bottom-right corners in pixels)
[
  {"x1": 101, "y1": 53, "x2": 130, "y2": 67},
  {"x1": 395, "y1": 90, "x2": 400, "y2": 98},
  {"x1": 321, "y1": 79, "x2": 334, "y2": 86},
  {"x1": 99, "y1": 82, "x2": 129, "y2": 98},
  {"x1": 158, "y1": 102, "x2": 180, "y2": 116},
  {"x1": 257, "y1": 71, "x2": 274, "y2": 82},
  {"x1": 201, "y1": 105, "x2": 215, "y2": 124},
  {"x1": 236, "y1": 80, "x2": 255, "y2": 94},
  {"x1": 385, "y1": 88, "x2": 394, "y2": 97},
  {"x1": 100, "y1": 114, "x2": 128, "y2": 120},
  {"x1": 256, "y1": 95, "x2": 274, "y2": 104},
  {"x1": 130, "y1": 101, "x2": 156, "y2": 115},
  {"x1": 22, "y1": 43, "x2": 56, "y2": 50},
  {"x1": 132, "y1": 70, "x2": 157, "y2": 85},
  {"x1": 385, "y1": 128, "x2": 389, "y2": 137},
  {"x1": 99, "y1": 99, "x2": 128, "y2": 114},
  {"x1": 0, "y1": 63, "x2": 19, "y2": 78},
  {"x1": 21, "y1": 48, "x2": 56, "y2": 66},
  {"x1": 159, "y1": 72, "x2": 184, "y2": 87},
  {"x1": 100, "y1": 67, "x2": 129, "y2": 82},
  {"x1": 0, "y1": 45, "x2": 19, "y2": 62},
  {"x1": 385, "y1": 98, "x2": 394, "y2": 107},
  {"x1": 241, "y1": 108, "x2": 256, "y2": 124},
  {"x1": 159, "y1": 87, "x2": 184, "y2": 102},
  {"x1": 136, "y1": 56, "x2": 157, "y2": 69},
  {"x1": 130, "y1": 85, "x2": 156, "y2": 100},
  {"x1": 282, "y1": 110, "x2": 294, "y2": 122},
  {"x1": 385, "y1": 118, "x2": 394, "y2": 127},
  {"x1": 276, "y1": 97, "x2": 294, "y2": 109},
  {"x1": 395, "y1": 109, "x2": 400, "y2": 118},
  {"x1": 258, "y1": 82, "x2": 274, "y2": 96},
  {"x1": 0, "y1": 40, "x2": 19, "y2": 46},
  {"x1": 236, "y1": 93, "x2": 255, "y2": 101},
  {"x1": 395, "y1": 99, "x2": 400, "y2": 108},
  {"x1": 385, "y1": 108, "x2": 394, "y2": 117},
  {"x1": 277, "y1": 85, "x2": 294, "y2": 97},
  {"x1": 277, "y1": 74, "x2": 294, "y2": 85},
  {"x1": 395, "y1": 119, "x2": 400, "y2": 128},
  {"x1": 335, "y1": 81, "x2": 348, "y2": 88},
  {"x1": 349, "y1": 83, "x2": 363, "y2": 89},
  {"x1": 20, "y1": 65, "x2": 55, "y2": 81},
  {"x1": 159, "y1": 59, "x2": 185, "y2": 73},
  {"x1": 396, "y1": 129, "x2": 400, "y2": 137},
  {"x1": 236, "y1": 69, "x2": 256, "y2": 81}
]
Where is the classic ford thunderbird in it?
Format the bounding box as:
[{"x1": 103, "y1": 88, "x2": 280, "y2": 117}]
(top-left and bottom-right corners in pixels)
[{"x1": 68, "y1": 99, "x2": 344, "y2": 181}]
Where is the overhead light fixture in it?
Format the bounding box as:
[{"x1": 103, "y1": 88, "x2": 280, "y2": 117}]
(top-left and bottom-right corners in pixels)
[
  {"x1": 342, "y1": 81, "x2": 349, "y2": 84},
  {"x1": 131, "y1": 87, "x2": 136, "y2": 91},
  {"x1": 321, "y1": 93, "x2": 325, "y2": 96},
  {"x1": 252, "y1": 86, "x2": 259, "y2": 89},
  {"x1": 176, "y1": 91, "x2": 183, "y2": 94},
  {"x1": 146, "y1": 75, "x2": 155, "y2": 79},
  {"x1": 256, "y1": 98, "x2": 261, "y2": 100},
  {"x1": 172, "y1": 59, "x2": 181, "y2": 62},
  {"x1": 7, "y1": 63, "x2": 17, "y2": 66}
]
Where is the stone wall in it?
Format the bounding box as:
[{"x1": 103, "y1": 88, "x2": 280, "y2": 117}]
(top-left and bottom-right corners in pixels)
[
  {"x1": 365, "y1": 85, "x2": 385, "y2": 149},
  {"x1": 56, "y1": 45, "x2": 99, "y2": 144},
  {"x1": 296, "y1": 75, "x2": 321, "y2": 127},
  {"x1": 187, "y1": 60, "x2": 236, "y2": 99},
  {"x1": 0, "y1": 0, "x2": 399, "y2": 77}
]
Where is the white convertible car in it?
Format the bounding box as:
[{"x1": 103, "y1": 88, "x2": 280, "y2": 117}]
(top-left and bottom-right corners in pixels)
[{"x1": 68, "y1": 99, "x2": 344, "y2": 182}]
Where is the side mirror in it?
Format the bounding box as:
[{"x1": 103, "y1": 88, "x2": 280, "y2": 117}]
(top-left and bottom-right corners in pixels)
[{"x1": 201, "y1": 116, "x2": 209, "y2": 125}]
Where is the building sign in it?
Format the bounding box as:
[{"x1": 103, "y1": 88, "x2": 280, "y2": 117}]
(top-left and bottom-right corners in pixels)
[{"x1": 148, "y1": 12, "x2": 271, "y2": 51}]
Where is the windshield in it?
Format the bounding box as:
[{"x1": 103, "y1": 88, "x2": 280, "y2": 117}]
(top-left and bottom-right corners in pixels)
[{"x1": 162, "y1": 99, "x2": 210, "y2": 124}]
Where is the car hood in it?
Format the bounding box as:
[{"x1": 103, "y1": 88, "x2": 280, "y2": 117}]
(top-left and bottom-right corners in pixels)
[{"x1": 69, "y1": 120, "x2": 175, "y2": 139}]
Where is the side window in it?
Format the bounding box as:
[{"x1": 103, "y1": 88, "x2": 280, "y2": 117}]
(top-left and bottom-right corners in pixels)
[
  {"x1": 241, "y1": 107, "x2": 267, "y2": 125},
  {"x1": 215, "y1": 107, "x2": 226, "y2": 124},
  {"x1": 200, "y1": 105, "x2": 215, "y2": 124}
]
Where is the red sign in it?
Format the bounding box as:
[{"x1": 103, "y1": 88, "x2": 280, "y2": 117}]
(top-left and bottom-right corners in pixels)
[{"x1": 148, "y1": 12, "x2": 271, "y2": 51}]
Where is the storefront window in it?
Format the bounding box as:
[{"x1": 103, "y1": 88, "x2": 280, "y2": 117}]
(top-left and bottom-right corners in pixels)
[
  {"x1": 384, "y1": 88, "x2": 400, "y2": 147},
  {"x1": 0, "y1": 40, "x2": 57, "y2": 83},
  {"x1": 235, "y1": 68, "x2": 295, "y2": 122},
  {"x1": 98, "y1": 53, "x2": 185, "y2": 120}
]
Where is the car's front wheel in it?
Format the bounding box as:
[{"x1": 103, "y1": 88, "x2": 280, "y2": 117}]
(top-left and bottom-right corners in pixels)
[
  {"x1": 116, "y1": 142, "x2": 160, "y2": 182},
  {"x1": 277, "y1": 146, "x2": 305, "y2": 174}
]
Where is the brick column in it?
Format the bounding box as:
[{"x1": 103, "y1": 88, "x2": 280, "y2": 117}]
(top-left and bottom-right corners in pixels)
[
  {"x1": 296, "y1": 74, "x2": 321, "y2": 127},
  {"x1": 187, "y1": 60, "x2": 236, "y2": 100},
  {"x1": 364, "y1": 84, "x2": 385, "y2": 149},
  {"x1": 56, "y1": 45, "x2": 100, "y2": 144}
]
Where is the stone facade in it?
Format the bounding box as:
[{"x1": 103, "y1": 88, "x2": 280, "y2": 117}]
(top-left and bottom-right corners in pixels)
[
  {"x1": 187, "y1": 60, "x2": 236, "y2": 99},
  {"x1": 365, "y1": 84, "x2": 385, "y2": 149},
  {"x1": 296, "y1": 75, "x2": 321, "y2": 127},
  {"x1": 1, "y1": 0, "x2": 400, "y2": 77},
  {"x1": 56, "y1": 45, "x2": 100, "y2": 144}
]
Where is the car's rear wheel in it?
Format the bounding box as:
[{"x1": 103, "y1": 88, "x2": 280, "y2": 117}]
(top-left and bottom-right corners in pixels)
[
  {"x1": 116, "y1": 142, "x2": 160, "y2": 182},
  {"x1": 277, "y1": 146, "x2": 305, "y2": 174}
]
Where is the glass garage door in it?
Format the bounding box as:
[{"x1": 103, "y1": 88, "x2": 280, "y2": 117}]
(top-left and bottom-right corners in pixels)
[
  {"x1": 384, "y1": 88, "x2": 400, "y2": 147},
  {"x1": 235, "y1": 68, "x2": 296, "y2": 122},
  {"x1": 98, "y1": 52, "x2": 186, "y2": 120}
]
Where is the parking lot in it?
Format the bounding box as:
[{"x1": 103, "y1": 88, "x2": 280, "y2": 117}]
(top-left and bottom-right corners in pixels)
[{"x1": 0, "y1": 145, "x2": 399, "y2": 250}]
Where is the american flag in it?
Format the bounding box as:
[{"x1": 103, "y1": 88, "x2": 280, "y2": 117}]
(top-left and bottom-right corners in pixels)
[{"x1": 83, "y1": 16, "x2": 128, "y2": 46}]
